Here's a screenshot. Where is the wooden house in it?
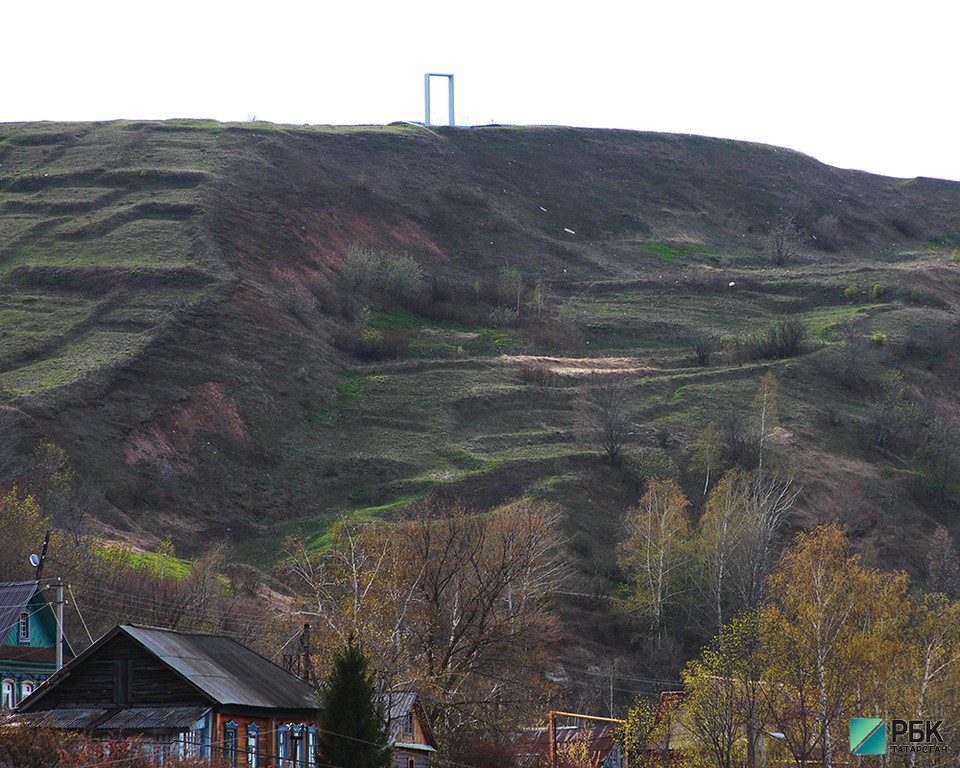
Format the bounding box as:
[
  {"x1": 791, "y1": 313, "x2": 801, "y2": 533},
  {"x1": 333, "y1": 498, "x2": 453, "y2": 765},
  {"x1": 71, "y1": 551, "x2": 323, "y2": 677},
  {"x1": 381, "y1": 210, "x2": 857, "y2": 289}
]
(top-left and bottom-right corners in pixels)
[
  {"x1": 0, "y1": 580, "x2": 74, "y2": 709},
  {"x1": 381, "y1": 691, "x2": 437, "y2": 768},
  {"x1": 514, "y1": 722, "x2": 625, "y2": 768},
  {"x1": 17, "y1": 624, "x2": 318, "y2": 767}
]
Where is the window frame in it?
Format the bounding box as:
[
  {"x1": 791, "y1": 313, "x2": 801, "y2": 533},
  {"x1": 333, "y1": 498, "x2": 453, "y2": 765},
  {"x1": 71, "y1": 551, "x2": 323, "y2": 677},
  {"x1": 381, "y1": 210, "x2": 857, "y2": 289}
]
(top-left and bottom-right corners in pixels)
[
  {"x1": 19, "y1": 680, "x2": 34, "y2": 703},
  {"x1": 290, "y1": 724, "x2": 304, "y2": 766},
  {"x1": 1, "y1": 680, "x2": 13, "y2": 709},
  {"x1": 17, "y1": 612, "x2": 29, "y2": 644},
  {"x1": 246, "y1": 722, "x2": 260, "y2": 768},
  {"x1": 223, "y1": 720, "x2": 239, "y2": 768},
  {"x1": 306, "y1": 726, "x2": 318, "y2": 768},
  {"x1": 277, "y1": 723, "x2": 290, "y2": 768}
]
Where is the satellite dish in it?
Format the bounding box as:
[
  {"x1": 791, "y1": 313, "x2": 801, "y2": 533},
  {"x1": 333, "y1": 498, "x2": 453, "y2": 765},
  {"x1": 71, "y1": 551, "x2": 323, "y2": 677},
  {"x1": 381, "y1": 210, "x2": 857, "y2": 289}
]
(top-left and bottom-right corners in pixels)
[{"x1": 30, "y1": 554, "x2": 40, "y2": 567}]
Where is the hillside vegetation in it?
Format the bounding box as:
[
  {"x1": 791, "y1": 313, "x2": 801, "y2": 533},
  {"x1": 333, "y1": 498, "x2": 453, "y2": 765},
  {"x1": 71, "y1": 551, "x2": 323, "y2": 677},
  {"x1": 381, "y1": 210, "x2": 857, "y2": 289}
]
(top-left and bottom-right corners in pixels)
[{"x1": 2, "y1": 120, "x2": 959, "y2": 674}]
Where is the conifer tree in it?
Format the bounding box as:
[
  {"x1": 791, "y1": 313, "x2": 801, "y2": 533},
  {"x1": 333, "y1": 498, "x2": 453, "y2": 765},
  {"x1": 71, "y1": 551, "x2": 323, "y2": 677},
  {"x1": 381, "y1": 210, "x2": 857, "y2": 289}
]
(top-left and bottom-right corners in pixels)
[{"x1": 318, "y1": 636, "x2": 392, "y2": 768}]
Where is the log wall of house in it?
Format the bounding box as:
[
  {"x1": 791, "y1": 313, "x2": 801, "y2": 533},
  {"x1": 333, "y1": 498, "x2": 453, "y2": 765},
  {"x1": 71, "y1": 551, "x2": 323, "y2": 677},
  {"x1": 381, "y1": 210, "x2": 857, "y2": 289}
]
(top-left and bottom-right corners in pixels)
[{"x1": 33, "y1": 635, "x2": 199, "y2": 707}]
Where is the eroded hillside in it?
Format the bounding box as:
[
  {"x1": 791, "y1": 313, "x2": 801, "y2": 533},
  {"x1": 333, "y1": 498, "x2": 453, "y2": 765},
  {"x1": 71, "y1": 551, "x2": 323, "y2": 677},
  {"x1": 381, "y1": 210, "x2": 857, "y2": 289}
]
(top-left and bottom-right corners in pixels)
[{"x1": 1, "y1": 120, "x2": 959, "y2": 588}]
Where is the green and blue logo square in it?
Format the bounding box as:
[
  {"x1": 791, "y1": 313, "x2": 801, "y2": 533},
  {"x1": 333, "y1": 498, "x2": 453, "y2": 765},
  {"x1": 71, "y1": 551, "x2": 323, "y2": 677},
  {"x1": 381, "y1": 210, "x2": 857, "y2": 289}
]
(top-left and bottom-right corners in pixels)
[{"x1": 850, "y1": 718, "x2": 886, "y2": 755}]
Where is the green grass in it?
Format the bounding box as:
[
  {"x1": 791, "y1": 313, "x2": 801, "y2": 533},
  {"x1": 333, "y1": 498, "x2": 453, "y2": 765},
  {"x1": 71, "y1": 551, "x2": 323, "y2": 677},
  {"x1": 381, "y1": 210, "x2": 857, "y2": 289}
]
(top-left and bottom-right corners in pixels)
[
  {"x1": 639, "y1": 241, "x2": 711, "y2": 263},
  {"x1": 369, "y1": 304, "x2": 426, "y2": 332},
  {"x1": 0, "y1": 331, "x2": 146, "y2": 396},
  {"x1": 126, "y1": 550, "x2": 193, "y2": 579},
  {"x1": 13, "y1": 220, "x2": 194, "y2": 269}
]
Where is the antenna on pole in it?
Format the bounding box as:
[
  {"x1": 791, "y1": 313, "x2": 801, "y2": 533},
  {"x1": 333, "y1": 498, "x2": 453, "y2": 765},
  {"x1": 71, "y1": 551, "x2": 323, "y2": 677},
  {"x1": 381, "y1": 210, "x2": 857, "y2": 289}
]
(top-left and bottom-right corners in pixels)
[
  {"x1": 31, "y1": 531, "x2": 50, "y2": 581},
  {"x1": 424, "y1": 73, "x2": 455, "y2": 127}
]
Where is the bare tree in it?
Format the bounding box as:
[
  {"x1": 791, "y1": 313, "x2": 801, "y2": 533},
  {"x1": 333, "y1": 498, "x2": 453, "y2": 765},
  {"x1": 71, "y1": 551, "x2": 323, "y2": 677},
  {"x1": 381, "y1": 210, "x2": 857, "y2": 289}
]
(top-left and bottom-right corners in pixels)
[
  {"x1": 692, "y1": 333, "x2": 719, "y2": 367},
  {"x1": 26, "y1": 441, "x2": 100, "y2": 544},
  {"x1": 580, "y1": 376, "x2": 633, "y2": 465},
  {"x1": 280, "y1": 518, "x2": 423, "y2": 690},
  {"x1": 835, "y1": 318, "x2": 869, "y2": 389},
  {"x1": 915, "y1": 414, "x2": 959, "y2": 502},
  {"x1": 408, "y1": 498, "x2": 565, "y2": 743},
  {"x1": 732, "y1": 472, "x2": 799, "y2": 610},
  {"x1": 280, "y1": 497, "x2": 566, "y2": 746},
  {"x1": 926, "y1": 525, "x2": 960, "y2": 598},
  {"x1": 768, "y1": 210, "x2": 802, "y2": 266},
  {"x1": 0, "y1": 408, "x2": 22, "y2": 483}
]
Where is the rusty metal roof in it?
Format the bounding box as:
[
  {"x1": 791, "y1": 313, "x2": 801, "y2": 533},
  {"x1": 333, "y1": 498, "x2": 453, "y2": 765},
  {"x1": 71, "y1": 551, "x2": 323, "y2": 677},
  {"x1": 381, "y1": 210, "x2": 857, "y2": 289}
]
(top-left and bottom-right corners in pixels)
[
  {"x1": 515, "y1": 724, "x2": 620, "y2": 767},
  {"x1": 121, "y1": 625, "x2": 318, "y2": 710}
]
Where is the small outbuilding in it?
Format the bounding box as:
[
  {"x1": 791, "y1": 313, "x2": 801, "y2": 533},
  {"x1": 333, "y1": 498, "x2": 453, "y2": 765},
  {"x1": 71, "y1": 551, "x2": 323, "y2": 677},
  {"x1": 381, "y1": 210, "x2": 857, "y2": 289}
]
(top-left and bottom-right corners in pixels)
[{"x1": 381, "y1": 691, "x2": 437, "y2": 768}]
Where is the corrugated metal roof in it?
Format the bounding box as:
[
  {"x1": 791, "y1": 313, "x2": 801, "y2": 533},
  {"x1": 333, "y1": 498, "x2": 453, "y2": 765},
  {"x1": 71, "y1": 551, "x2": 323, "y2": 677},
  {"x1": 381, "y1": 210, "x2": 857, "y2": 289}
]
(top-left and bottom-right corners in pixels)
[
  {"x1": 97, "y1": 706, "x2": 210, "y2": 731},
  {"x1": 0, "y1": 581, "x2": 39, "y2": 639},
  {"x1": 515, "y1": 724, "x2": 620, "y2": 768},
  {"x1": 22, "y1": 708, "x2": 107, "y2": 729},
  {"x1": 121, "y1": 625, "x2": 318, "y2": 710},
  {"x1": 381, "y1": 691, "x2": 417, "y2": 722}
]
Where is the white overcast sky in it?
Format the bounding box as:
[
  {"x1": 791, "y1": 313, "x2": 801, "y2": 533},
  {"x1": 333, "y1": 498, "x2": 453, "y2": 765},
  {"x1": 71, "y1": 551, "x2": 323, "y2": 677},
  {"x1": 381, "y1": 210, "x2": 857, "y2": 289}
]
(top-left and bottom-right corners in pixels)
[{"x1": 5, "y1": 1, "x2": 959, "y2": 181}]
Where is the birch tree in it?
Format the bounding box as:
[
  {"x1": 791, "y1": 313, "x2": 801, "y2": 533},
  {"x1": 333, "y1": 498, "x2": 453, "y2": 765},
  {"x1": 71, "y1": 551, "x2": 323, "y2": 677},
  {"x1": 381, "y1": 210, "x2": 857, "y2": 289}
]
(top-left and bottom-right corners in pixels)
[
  {"x1": 618, "y1": 478, "x2": 690, "y2": 647},
  {"x1": 732, "y1": 472, "x2": 798, "y2": 610},
  {"x1": 764, "y1": 526, "x2": 907, "y2": 768},
  {"x1": 698, "y1": 469, "x2": 750, "y2": 632},
  {"x1": 751, "y1": 372, "x2": 779, "y2": 475}
]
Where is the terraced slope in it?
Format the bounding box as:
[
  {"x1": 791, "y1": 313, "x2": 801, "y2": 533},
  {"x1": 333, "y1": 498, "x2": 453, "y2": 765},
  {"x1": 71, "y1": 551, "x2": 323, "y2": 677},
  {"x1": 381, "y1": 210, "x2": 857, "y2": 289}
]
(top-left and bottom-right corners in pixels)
[
  {"x1": 1, "y1": 121, "x2": 959, "y2": 583},
  {"x1": 0, "y1": 122, "x2": 222, "y2": 399}
]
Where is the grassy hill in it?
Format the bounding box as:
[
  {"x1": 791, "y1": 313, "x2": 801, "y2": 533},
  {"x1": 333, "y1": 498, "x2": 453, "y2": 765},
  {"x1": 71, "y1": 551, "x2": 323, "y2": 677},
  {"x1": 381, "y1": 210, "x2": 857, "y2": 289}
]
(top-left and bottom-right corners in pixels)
[{"x1": 2, "y1": 120, "x2": 959, "y2": 652}]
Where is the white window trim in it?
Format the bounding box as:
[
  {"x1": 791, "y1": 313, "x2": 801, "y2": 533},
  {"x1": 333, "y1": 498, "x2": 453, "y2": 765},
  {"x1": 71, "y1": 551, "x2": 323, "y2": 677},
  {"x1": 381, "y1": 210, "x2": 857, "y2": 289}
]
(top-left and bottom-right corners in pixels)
[{"x1": 1, "y1": 680, "x2": 13, "y2": 709}]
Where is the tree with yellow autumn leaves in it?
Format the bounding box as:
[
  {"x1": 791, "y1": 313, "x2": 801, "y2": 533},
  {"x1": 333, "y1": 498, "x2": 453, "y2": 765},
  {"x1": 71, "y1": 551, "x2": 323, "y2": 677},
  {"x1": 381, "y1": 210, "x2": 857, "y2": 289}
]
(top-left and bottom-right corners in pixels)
[{"x1": 678, "y1": 525, "x2": 960, "y2": 768}]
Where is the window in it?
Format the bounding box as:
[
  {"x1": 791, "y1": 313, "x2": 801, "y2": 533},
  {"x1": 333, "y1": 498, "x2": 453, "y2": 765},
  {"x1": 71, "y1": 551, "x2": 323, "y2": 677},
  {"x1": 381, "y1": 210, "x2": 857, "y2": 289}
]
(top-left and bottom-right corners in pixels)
[
  {"x1": 404, "y1": 711, "x2": 415, "y2": 739},
  {"x1": 223, "y1": 721, "x2": 238, "y2": 768},
  {"x1": 407, "y1": 758, "x2": 416, "y2": 768},
  {"x1": 277, "y1": 724, "x2": 290, "y2": 768},
  {"x1": 18, "y1": 612, "x2": 29, "y2": 644},
  {"x1": 246, "y1": 723, "x2": 260, "y2": 768},
  {"x1": 19, "y1": 681, "x2": 34, "y2": 703},
  {"x1": 185, "y1": 713, "x2": 210, "y2": 759},
  {"x1": 290, "y1": 724, "x2": 304, "y2": 766},
  {"x1": 306, "y1": 727, "x2": 318, "y2": 768},
  {"x1": 1, "y1": 681, "x2": 13, "y2": 709}
]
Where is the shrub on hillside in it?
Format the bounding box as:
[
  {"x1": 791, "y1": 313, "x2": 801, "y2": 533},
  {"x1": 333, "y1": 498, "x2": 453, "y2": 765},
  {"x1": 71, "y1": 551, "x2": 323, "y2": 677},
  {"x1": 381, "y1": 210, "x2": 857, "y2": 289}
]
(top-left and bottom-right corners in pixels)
[
  {"x1": 517, "y1": 362, "x2": 563, "y2": 387},
  {"x1": 523, "y1": 320, "x2": 584, "y2": 354},
  {"x1": 340, "y1": 243, "x2": 424, "y2": 299},
  {"x1": 741, "y1": 319, "x2": 807, "y2": 361},
  {"x1": 691, "y1": 332, "x2": 719, "y2": 366},
  {"x1": 332, "y1": 327, "x2": 410, "y2": 360}
]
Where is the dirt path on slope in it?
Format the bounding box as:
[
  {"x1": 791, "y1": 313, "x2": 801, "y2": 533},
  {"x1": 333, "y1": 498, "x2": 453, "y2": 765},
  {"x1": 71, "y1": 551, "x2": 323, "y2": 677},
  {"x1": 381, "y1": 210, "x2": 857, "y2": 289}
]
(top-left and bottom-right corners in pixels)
[{"x1": 501, "y1": 355, "x2": 657, "y2": 376}]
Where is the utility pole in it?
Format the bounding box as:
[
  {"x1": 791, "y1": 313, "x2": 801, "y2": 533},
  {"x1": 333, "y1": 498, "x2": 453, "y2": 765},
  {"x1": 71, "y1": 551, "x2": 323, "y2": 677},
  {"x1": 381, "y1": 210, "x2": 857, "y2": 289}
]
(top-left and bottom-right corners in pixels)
[
  {"x1": 548, "y1": 711, "x2": 628, "y2": 768},
  {"x1": 549, "y1": 710, "x2": 556, "y2": 768},
  {"x1": 55, "y1": 577, "x2": 64, "y2": 671}
]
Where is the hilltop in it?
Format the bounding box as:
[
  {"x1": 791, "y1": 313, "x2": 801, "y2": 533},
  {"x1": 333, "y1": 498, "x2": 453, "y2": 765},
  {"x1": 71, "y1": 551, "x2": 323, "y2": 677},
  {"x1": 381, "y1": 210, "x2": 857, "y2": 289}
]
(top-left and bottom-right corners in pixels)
[{"x1": 1, "y1": 120, "x2": 959, "y2": 661}]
